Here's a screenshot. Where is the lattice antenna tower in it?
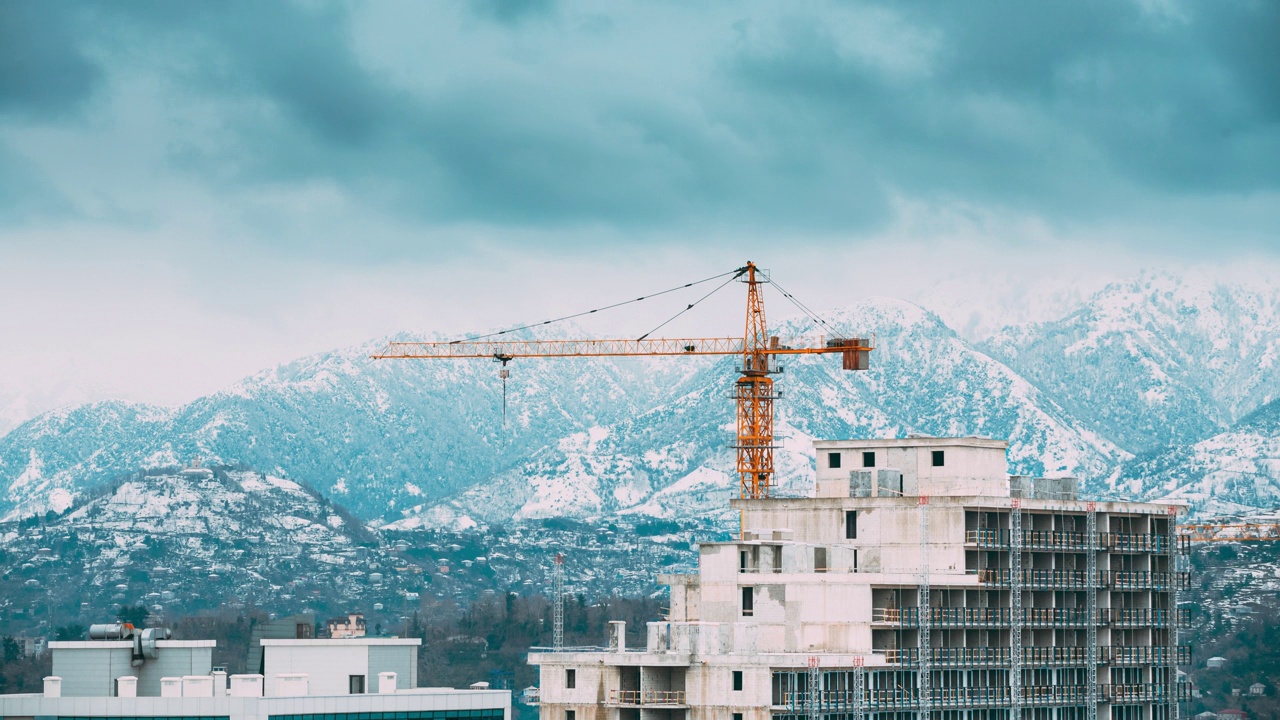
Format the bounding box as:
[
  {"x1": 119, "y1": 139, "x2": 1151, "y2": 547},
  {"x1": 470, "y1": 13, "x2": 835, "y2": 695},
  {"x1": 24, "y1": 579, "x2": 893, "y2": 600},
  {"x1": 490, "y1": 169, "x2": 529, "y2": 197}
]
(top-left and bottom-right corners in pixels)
[
  {"x1": 1010, "y1": 499, "x2": 1023, "y2": 720},
  {"x1": 917, "y1": 496, "x2": 931, "y2": 720},
  {"x1": 553, "y1": 553, "x2": 565, "y2": 650}
]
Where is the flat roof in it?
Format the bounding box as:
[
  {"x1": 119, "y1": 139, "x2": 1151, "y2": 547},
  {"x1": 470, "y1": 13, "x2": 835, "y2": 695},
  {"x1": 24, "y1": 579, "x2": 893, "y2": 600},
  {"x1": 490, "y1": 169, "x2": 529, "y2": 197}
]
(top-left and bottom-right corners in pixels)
[
  {"x1": 49, "y1": 640, "x2": 217, "y2": 649},
  {"x1": 813, "y1": 436, "x2": 1009, "y2": 449},
  {"x1": 262, "y1": 638, "x2": 422, "y2": 646}
]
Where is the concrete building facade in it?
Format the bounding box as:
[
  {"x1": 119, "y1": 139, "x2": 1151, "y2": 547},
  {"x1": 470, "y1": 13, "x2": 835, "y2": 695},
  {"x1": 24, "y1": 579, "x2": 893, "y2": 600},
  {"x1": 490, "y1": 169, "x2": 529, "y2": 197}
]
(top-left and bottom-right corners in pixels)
[
  {"x1": 2, "y1": 634, "x2": 508, "y2": 720},
  {"x1": 532, "y1": 436, "x2": 1191, "y2": 720}
]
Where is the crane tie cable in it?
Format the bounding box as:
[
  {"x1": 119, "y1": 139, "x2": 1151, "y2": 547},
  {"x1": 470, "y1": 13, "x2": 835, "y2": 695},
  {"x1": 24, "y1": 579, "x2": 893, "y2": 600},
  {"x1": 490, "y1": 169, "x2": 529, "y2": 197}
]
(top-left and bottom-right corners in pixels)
[
  {"x1": 449, "y1": 267, "x2": 741, "y2": 344},
  {"x1": 636, "y1": 272, "x2": 741, "y2": 341},
  {"x1": 769, "y1": 276, "x2": 848, "y2": 341}
]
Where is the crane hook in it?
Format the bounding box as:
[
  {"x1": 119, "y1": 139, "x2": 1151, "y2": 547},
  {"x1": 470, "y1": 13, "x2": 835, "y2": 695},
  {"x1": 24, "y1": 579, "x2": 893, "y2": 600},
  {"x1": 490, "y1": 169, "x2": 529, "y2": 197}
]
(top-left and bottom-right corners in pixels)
[{"x1": 494, "y1": 354, "x2": 513, "y2": 425}]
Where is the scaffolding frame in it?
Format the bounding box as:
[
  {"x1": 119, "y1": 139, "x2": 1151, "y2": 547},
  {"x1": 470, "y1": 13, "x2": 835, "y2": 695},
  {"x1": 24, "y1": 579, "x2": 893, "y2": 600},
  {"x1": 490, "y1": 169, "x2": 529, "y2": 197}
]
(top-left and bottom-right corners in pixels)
[
  {"x1": 808, "y1": 657, "x2": 821, "y2": 720},
  {"x1": 553, "y1": 553, "x2": 565, "y2": 650},
  {"x1": 918, "y1": 496, "x2": 931, "y2": 720},
  {"x1": 1087, "y1": 502, "x2": 1099, "y2": 720},
  {"x1": 1010, "y1": 499, "x2": 1023, "y2": 720},
  {"x1": 1167, "y1": 507, "x2": 1180, "y2": 720}
]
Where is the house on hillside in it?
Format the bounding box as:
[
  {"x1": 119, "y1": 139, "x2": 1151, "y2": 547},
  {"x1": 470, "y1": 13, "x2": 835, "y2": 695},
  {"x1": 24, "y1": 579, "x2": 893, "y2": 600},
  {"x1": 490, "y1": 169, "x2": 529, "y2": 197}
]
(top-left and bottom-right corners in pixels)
[
  {"x1": 1249, "y1": 682, "x2": 1266, "y2": 696},
  {"x1": 1195, "y1": 712, "x2": 1217, "y2": 720},
  {"x1": 327, "y1": 612, "x2": 366, "y2": 638},
  {"x1": 1219, "y1": 710, "x2": 1247, "y2": 720},
  {"x1": 1208, "y1": 656, "x2": 1228, "y2": 669}
]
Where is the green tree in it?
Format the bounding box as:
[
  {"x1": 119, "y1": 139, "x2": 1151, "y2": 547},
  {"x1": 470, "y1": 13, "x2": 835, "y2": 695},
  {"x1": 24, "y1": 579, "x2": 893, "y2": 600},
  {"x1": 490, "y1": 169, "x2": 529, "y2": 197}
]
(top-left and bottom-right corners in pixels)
[{"x1": 117, "y1": 604, "x2": 150, "y2": 626}]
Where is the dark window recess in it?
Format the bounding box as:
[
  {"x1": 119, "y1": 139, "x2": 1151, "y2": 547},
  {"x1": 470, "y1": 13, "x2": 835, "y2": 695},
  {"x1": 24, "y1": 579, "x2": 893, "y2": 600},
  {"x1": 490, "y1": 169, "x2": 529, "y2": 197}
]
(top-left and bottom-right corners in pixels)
[
  {"x1": 349, "y1": 675, "x2": 365, "y2": 694},
  {"x1": 734, "y1": 714, "x2": 744, "y2": 720},
  {"x1": 814, "y1": 547, "x2": 828, "y2": 573},
  {"x1": 932, "y1": 450, "x2": 945, "y2": 467},
  {"x1": 862, "y1": 451, "x2": 876, "y2": 468},
  {"x1": 566, "y1": 712, "x2": 576, "y2": 720},
  {"x1": 296, "y1": 623, "x2": 312, "y2": 639},
  {"x1": 742, "y1": 586, "x2": 754, "y2": 616},
  {"x1": 853, "y1": 549, "x2": 858, "y2": 571},
  {"x1": 845, "y1": 510, "x2": 857, "y2": 539},
  {"x1": 828, "y1": 452, "x2": 842, "y2": 469},
  {"x1": 740, "y1": 550, "x2": 748, "y2": 572},
  {"x1": 566, "y1": 669, "x2": 576, "y2": 689},
  {"x1": 733, "y1": 670, "x2": 744, "y2": 691}
]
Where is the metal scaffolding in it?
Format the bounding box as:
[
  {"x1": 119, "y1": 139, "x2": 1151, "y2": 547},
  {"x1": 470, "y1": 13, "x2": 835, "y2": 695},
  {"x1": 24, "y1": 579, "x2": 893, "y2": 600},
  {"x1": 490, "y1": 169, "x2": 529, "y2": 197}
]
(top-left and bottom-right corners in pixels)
[
  {"x1": 918, "y1": 496, "x2": 931, "y2": 720},
  {"x1": 1087, "y1": 502, "x2": 1099, "y2": 720},
  {"x1": 853, "y1": 658, "x2": 867, "y2": 720},
  {"x1": 808, "y1": 657, "x2": 821, "y2": 720},
  {"x1": 553, "y1": 553, "x2": 565, "y2": 650},
  {"x1": 1167, "y1": 507, "x2": 1180, "y2": 720},
  {"x1": 1010, "y1": 499, "x2": 1023, "y2": 720}
]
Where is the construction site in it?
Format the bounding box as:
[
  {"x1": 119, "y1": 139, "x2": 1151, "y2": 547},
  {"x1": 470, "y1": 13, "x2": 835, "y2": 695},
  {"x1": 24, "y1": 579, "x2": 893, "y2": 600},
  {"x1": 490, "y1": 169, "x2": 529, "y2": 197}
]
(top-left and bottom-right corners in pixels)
[{"x1": 372, "y1": 262, "x2": 1227, "y2": 720}]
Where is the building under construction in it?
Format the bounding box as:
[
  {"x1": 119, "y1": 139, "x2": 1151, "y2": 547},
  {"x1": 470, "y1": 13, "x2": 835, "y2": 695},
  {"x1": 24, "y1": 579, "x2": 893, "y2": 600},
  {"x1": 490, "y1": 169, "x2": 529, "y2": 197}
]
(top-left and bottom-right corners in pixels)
[{"x1": 531, "y1": 435, "x2": 1190, "y2": 720}]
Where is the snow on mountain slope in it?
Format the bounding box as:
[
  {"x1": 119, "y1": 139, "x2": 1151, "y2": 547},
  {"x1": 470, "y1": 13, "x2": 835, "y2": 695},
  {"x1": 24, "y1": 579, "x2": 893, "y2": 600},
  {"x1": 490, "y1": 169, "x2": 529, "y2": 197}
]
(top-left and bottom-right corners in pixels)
[
  {"x1": 0, "y1": 401, "x2": 174, "y2": 521},
  {"x1": 1119, "y1": 398, "x2": 1280, "y2": 516},
  {"x1": 0, "y1": 465, "x2": 411, "y2": 621},
  {"x1": 401, "y1": 297, "x2": 1126, "y2": 527},
  {"x1": 0, "y1": 331, "x2": 710, "y2": 521},
  {"x1": 7, "y1": 274, "x2": 1280, "y2": 527},
  {"x1": 985, "y1": 273, "x2": 1280, "y2": 454}
]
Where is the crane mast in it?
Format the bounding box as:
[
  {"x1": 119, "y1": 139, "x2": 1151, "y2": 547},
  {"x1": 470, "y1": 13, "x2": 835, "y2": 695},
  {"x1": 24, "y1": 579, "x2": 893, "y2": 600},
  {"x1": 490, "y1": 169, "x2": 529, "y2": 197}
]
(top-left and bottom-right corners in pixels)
[
  {"x1": 374, "y1": 261, "x2": 874, "y2": 500},
  {"x1": 737, "y1": 263, "x2": 776, "y2": 499}
]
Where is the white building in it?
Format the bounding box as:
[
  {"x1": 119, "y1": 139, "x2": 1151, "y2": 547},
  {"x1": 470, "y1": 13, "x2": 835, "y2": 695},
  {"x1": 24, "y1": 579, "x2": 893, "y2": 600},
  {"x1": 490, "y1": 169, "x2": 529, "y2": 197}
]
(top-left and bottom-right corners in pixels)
[
  {"x1": 1, "y1": 629, "x2": 509, "y2": 720},
  {"x1": 533, "y1": 436, "x2": 1190, "y2": 720}
]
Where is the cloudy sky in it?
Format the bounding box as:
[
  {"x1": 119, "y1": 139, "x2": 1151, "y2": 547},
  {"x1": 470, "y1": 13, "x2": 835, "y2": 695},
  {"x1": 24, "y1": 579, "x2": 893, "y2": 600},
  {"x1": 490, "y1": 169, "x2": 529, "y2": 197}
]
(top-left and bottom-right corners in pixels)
[{"x1": 1, "y1": 0, "x2": 1278, "y2": 421}]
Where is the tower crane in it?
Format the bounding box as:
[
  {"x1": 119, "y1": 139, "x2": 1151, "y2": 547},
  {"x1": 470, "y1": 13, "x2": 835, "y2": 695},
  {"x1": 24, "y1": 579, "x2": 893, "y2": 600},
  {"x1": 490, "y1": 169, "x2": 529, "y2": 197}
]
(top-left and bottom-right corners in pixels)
[{"x1": 373, "y1": 261, "x2": 874, "y2": 500}]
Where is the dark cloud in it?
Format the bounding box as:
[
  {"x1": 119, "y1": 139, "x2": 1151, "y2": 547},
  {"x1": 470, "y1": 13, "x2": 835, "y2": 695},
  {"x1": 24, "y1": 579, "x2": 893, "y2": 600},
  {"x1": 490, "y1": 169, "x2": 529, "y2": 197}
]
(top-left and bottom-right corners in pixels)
[
  {"x1": 0, "y1": 1, "x2": 1276, "y2": 248},
  {"x1": 472, "y1": 0, "x2": 557, "y2": 25},
  {"x1": 728, "y1": 0, "x2": 1280, "y2": 213},
  {"x1": 0, "y1": 1, "x2": 102, "y2": 118}
]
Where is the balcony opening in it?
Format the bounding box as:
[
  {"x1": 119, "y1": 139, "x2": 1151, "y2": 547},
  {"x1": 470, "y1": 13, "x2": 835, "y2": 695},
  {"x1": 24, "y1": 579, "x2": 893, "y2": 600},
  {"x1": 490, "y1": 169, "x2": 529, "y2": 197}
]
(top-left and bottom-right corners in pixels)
[
  {"x1": 845, "y1": 510, "x2": 857, "y2": 539},
  {"x1": 349, "y1": 675, "x2": 365, "y2": 694},
  {"x1": 742, "y1": 586, "x2": 754, "y2": 616},
  {"x1": 733, "y1": 670, "x2": 743, "y2": 691},
  {"x1": 814, "y1": 547, "x2": 828, "y2": 574},
  {"x1": 566, "y1": 668, "x2": 576, "y2": 689}
]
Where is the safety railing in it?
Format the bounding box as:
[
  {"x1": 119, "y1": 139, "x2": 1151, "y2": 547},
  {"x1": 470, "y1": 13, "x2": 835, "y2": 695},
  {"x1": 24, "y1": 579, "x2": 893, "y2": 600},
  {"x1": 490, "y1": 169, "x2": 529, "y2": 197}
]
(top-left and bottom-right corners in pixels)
[
  {"x1": 1101, "y1": 645, "x2": 1192, "y2": 665},
  {"x1": 966, "y1": 530, "x2": 1190, "y2": 554},
  {"x1": 978, "y1": 569, "x2": 1189, "y2": 590},
  {"x1": 978, "y1": 568, "x2": 1090, "y2": 588},
  {"x1": 874, "y1": 607, "x2": 1094, "y2": 627},
  {"x1": 789, "y1": 686, "x2": 1093, "y2": 709},
  {"x1": 784, "y1": 684, "x2": 1190, "y2": 709},
  {"x1": 1101, "y1": 683, "x2": 1192, "y2": 702},
  {"x1": 1101, "y1": 607, "x2": 1190, "y2": 627},
  {"x1": 1099, "y1": 570, "x2": 1190, "y2": 590},
  {"x1": 607, "y1": 690, "x2": 687, "y2": 706},
  {"x1": 887, "y1": 646, "x2": 1183, "y2": 666}
]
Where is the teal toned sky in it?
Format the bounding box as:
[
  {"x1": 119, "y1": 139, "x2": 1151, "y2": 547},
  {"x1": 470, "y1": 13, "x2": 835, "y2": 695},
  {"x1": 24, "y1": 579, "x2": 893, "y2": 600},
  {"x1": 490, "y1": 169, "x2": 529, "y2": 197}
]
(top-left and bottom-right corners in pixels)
[{"x1": 0, "y1": 1, "x2": 1278, "y2": 411}]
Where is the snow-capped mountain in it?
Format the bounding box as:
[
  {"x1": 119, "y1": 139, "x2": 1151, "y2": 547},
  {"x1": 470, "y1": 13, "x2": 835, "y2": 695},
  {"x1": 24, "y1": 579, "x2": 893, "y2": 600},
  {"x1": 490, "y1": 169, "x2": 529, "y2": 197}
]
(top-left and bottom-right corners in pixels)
[
  {"x1": 3, "y1": 272, "x2": 1280, "y2": 526},
  {"x1": 396, "y1": 297, "x2": 1124, "y2": 528},
  {"x1": 986, "y1": 273, "x2": 1280, "y2": 453},
  {"x1": 0, "y1": 466, "x2": 400, "y2": 624},
  {"x1": 0, "y1": 330, "x2": 712, "y2": 522},
  {"x1": 1117, "y1": 398, "x2": 1280, "y2": 517}
]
